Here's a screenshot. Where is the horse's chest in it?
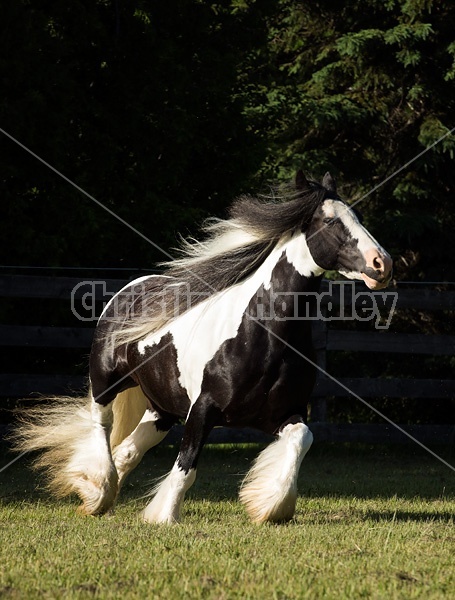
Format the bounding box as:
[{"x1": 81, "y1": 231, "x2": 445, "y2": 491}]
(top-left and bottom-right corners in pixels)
[{"x1": 200, "y1": 313, "x2": 313, "y2": 423}]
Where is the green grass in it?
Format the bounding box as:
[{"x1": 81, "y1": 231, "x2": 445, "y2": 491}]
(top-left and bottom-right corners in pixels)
[{"x1": 1, "y1": 442, "x2": 454, "y2": 599}]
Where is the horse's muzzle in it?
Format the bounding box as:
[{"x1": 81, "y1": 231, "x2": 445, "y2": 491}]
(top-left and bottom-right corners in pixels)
[{"x1": 361, "y1": 251, "x2": 393, "y2": 289}]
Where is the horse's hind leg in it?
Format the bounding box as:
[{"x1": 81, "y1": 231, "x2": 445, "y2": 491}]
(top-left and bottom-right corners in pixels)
[
  {"x1": 67, "y1": 396, "x2": 118, "y2": 516},
  {"x1": 112, "y1": 408, "x2": 172, "y2": 490},
  {"x1": 239, "y1": 417, "x2": 313, "y2": 523},
  {"x1": 142, "y1": 398, "x2": 219, "y2": 524}
]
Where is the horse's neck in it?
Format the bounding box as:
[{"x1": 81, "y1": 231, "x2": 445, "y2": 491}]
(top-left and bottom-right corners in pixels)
[
  {"x1": 253, "y1": 265, "x2": 320, "y2": 356},
  {"x1": 264, "y1": 233, "x2": 324, "y2": 293},
  {"x1": 281, "y1": 232, "x2": 325, "y2": 281},
  {"x1": 267, "y1": 253, "x2": 323, "y2": 299}
]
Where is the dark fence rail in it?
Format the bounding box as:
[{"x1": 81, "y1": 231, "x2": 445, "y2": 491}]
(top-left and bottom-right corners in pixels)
[{"x1": 0, "y1": 275, "x2": 454, "y2": 445}]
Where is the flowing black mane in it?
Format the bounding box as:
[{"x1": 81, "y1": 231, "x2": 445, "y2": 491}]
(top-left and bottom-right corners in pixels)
[
  {"x1": 163, "y1": 181, "x2": 327, "y2": 291},
  {"x1": 228, "y1": 182, "x2": 328, "y2": 241},
  {"x1": 111, "y1": 180, "x2": 328, "y2": 346}
]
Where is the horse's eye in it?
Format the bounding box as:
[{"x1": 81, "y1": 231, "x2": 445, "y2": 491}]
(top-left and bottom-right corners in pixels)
[{"x1": 323, "y1": 217, "x2": 339, "y2": 226}]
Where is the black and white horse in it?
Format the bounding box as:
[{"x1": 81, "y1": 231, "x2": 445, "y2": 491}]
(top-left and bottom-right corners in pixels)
[{"x1": 16, "y1": 171, "x2": 392, "y2": 523}]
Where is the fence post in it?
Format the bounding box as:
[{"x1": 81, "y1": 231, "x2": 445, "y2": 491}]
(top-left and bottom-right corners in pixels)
[{"x1": 311, "y1": 318, "x2": 328, "y2": 422}]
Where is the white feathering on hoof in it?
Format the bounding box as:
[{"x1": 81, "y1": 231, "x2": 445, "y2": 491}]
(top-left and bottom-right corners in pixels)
[
  {"x1": 67, "y1": 425, "x2": 118, "y2": 516},
  {"x1": 11, "y1": 388, "x2": 151, "y2": 515},
  {"x1": 239, "y1": 423, "x2": 313, "y2": 523},
  {"x1": 12, "y1": 397, "x2": 118, "y2": 515}
]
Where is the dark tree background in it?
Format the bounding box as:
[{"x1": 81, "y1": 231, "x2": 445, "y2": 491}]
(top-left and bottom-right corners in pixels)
[
  {"x1": 0, "y1": 0, "x2": 453, "y2": 424},
  {"x1": 1, "y1": 0, "x2": 454, "y2": 280},
  {"x1": 250, "y1": 0, "x2": 455, "y2": 282},
  {"x1": 0, "y1": 0, "x2": 274, "y2": 267}
]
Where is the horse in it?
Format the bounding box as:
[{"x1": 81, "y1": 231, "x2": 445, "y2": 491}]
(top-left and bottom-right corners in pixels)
[{"x1": 14, "y1": 171, "x2": 393, "y2": 524}]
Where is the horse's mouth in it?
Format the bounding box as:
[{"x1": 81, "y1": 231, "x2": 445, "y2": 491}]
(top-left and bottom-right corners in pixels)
[{"x1": 361, "y1": 271, "x2": 393, "y2": 290}]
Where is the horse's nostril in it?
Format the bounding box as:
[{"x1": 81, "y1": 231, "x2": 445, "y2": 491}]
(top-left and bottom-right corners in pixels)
[{"x1": 373, "y1": 256, "x2": 383, "y2": 271}]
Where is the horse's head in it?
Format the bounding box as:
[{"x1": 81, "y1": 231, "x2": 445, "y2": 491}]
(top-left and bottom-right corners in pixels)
[{"x1": 300, "y1": 171, "x2": 393, "y2": 290}]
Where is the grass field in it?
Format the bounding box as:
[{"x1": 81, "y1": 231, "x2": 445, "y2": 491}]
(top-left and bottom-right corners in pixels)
[{"x1": 1, "y1": 440, "x2": 454, "y2": 599}]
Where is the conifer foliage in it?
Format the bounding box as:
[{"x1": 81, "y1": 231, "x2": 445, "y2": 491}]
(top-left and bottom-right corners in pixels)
[
  {"x1": 252, "y1": 0, "x2": 455, "y2": 280},
  {"x1": 1, "y1": 1, "x2": 454, "y2": 280}
]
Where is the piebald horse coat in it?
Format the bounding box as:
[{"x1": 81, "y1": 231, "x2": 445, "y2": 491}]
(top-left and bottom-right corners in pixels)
[{"x1": 15, "y1": 172, "x2": 392, "y2": 523}]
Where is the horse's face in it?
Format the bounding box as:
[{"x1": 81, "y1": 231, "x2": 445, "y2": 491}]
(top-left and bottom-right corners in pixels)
[{"x1": 305, "y1": 178, "x2": 393, "y2": 290}]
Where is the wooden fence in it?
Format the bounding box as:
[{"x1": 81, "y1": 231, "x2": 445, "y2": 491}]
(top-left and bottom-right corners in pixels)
[{"x1": 1, "y1": 274, "x2": 454, "y2": 445}]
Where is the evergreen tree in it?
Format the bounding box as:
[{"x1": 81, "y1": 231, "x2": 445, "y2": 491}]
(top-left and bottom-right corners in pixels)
[{"x1": 250, "y1": 0, "x2": 455, "y2": 280}]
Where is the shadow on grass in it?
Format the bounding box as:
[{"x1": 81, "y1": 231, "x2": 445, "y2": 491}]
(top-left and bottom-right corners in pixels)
[{"x1": 1, "y1": 441, "x2": 454, "y2": 513}]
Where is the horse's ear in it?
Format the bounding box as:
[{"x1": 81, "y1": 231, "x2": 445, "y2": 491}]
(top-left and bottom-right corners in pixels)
[
  {"x1": 295, "y1": 169, "x2": 310, "y2": 190},
  {"x1": 322, "y1": 172, "x2": 337, "y2": 194}
]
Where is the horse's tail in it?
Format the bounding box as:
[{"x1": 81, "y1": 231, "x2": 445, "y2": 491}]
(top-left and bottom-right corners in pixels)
[{"x1": 11, "y1": 387, "x2": 148, "y2": 512}]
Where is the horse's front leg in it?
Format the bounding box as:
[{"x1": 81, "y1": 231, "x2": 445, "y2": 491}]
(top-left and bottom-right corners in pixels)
[
  {"x1": 239, "y1": 416, "x2": 313, "y2": 523},
  {"x1": 142, "y1": 397, "x2": 220, "y2": 524}
]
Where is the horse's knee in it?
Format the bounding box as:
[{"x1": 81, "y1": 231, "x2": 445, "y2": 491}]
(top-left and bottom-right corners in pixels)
[{"x1": 279, "y1": 421, "x2": 313, "y2": 454}]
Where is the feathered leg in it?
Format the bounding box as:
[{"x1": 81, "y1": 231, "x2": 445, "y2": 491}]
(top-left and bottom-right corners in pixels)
[{"x1": 239, "y1": 419, "x2": 313, "y2": 523}]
